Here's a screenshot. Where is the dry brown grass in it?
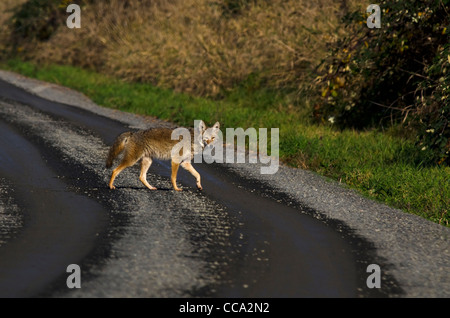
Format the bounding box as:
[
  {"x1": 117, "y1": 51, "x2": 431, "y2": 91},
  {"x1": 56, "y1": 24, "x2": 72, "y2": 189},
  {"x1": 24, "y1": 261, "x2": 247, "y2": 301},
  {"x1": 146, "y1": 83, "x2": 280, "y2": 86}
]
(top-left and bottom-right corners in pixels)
[
  {"x1": 2, "y1": 0, "x2": 368, "y2": 97},
  {"x1": 0, "y1": 0, "x2": 27, "y2": 23},
  {"x1": 0, "y1": 0, "x2": 28, "y2": 51},
  {"x1": 101, "y1": 0, "x2": 361, "y2": 96}
]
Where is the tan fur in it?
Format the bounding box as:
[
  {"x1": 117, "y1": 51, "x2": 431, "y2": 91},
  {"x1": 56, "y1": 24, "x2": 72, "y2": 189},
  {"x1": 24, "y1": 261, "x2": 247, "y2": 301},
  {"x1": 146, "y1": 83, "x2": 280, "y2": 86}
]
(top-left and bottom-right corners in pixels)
[
  {"x1": 106, "y1": 131, "x2": 133, "y2": 168},
  {"x1": 106, "y1": 122, "x2": 219, "y2": 191}
]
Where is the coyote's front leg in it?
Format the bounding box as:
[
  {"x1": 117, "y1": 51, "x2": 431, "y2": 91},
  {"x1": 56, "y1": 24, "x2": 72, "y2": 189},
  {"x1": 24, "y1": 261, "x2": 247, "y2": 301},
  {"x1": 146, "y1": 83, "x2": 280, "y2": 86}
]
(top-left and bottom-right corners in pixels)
[
  {"x1": 181, "y1": 162, "x2": 202, "y2": 190},
  {"x1": 171, "y1": 161, "x2": 182, "y2": 191}
]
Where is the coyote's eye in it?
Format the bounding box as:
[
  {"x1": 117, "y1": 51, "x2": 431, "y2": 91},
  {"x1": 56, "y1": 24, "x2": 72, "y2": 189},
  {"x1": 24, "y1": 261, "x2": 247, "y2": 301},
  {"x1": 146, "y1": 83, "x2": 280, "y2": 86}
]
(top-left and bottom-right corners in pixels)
[{"x1": 211, "y1": 136, "x2": 215, "y2": 141}]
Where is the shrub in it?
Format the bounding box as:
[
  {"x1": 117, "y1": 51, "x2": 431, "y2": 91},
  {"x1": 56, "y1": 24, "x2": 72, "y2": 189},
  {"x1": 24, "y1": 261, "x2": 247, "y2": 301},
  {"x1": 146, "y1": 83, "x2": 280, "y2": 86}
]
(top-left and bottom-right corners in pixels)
[
  {"x1": 315, "y1": 0, "x2": 449, "y2": 165},
  {"x1": 414, "y1": 43, "x2": 450, "y2": 165},
  {"x1": 219, "y1": 0, "x2": 259, "y2": 16},
  {"x1": 9, "y1": 0, "x2": 64, "y2": 44}
]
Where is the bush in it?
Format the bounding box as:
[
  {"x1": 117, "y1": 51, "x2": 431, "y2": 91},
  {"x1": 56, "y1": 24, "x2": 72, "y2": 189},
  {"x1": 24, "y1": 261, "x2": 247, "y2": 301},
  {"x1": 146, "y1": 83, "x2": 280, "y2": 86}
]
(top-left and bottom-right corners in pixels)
[
  {"x1": 414, "y1": 43, "x2": 450, "y2": 165},
  {"x1": 9, "y1": 0, "x2": 64, "y2": 44},
  {"x1": 315, "y1": 0, "x2": 449, "y2": 165},
  {"x1": 219, "y1": 0, "x2": 259, "y2": 16}
]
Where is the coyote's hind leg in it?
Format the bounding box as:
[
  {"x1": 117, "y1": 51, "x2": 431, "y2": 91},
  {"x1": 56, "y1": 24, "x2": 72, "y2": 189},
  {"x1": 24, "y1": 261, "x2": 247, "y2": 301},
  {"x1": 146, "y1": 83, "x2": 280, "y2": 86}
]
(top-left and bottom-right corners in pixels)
[
  {"x1": 140, "y1": 157, "x2": 157, "y2": 190},
  {"x1": 109, "y1": 153, "x2": 138, "y2": 189},
  {"x1": 109, "y1": 162, "x2": 130, "y2": 189}
]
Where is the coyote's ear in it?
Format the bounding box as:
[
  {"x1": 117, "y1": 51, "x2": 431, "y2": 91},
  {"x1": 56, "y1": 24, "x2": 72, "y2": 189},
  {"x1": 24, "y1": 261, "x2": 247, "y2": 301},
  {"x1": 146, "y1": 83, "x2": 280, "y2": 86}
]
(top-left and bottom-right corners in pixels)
[
  {"x1": 212, "y1": 122, "x2": 220, "y2": 130},
  {"x1": 197, "y1": 120, "x2": 206, "y2": 132}
]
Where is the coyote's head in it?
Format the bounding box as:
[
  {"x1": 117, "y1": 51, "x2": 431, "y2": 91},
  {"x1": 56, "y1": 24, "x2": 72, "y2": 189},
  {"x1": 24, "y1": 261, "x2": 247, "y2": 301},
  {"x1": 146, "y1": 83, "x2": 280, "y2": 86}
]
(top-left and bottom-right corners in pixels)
[{"x1": 198, "y1": 120, "x2": 220, "y2": 149}]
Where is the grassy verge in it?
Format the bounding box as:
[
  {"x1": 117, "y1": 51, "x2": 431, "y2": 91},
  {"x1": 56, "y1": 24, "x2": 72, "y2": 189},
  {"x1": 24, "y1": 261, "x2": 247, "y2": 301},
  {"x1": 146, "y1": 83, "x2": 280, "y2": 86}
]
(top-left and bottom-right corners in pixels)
[{"x1": 2, "y1": 59, "x2": 449, "y2": 226}]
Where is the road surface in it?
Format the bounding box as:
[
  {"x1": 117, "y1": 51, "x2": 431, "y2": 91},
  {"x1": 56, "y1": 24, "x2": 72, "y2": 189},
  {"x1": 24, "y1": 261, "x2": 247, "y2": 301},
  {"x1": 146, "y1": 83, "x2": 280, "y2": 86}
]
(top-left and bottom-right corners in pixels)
[{"x1": 0, "y1": 70, "x2": 448, "y2": 298}]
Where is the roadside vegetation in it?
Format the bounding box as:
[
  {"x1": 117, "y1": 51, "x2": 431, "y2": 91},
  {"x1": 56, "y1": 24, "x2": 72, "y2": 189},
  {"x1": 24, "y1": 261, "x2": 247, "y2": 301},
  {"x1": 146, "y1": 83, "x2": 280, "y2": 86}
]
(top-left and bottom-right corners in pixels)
[{"x1": 0, "y1": 0, "x2": 448, "y2": 226}]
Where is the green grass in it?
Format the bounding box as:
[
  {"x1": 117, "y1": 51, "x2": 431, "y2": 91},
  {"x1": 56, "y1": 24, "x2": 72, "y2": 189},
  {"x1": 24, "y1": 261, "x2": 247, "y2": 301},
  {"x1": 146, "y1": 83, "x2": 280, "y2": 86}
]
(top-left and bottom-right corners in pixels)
[{"x1": 2, "y1": 59, "x2": 449, "y2": 226}]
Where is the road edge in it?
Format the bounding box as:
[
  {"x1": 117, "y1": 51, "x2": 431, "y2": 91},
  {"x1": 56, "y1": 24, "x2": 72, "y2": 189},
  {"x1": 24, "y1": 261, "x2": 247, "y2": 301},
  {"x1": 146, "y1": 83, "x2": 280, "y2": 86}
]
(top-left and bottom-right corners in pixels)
[{"x1": 1, "y1": 69, "x2": 448, "y2": 298}]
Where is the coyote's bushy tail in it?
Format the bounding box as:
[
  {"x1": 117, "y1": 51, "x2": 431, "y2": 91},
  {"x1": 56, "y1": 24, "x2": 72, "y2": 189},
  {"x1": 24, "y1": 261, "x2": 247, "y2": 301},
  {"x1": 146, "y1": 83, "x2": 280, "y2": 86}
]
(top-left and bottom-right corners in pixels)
[{"x1": 106, "y1": 132, "x2": 133, "y2": 168}]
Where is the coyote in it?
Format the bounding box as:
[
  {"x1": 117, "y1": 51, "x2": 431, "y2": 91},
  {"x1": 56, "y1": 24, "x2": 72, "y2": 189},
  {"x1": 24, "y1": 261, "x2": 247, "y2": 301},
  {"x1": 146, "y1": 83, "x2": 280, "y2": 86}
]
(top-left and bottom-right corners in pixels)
[{"x1": 106, "y1": 121, "x2": 220, "y2": 191}]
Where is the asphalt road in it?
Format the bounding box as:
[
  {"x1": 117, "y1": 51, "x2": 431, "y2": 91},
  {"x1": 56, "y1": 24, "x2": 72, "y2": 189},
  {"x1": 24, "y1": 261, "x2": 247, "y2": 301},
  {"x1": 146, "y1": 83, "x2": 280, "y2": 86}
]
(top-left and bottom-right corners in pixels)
[{"x1": 0, "y1": 70, "x2": 448, "y2": 298}]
